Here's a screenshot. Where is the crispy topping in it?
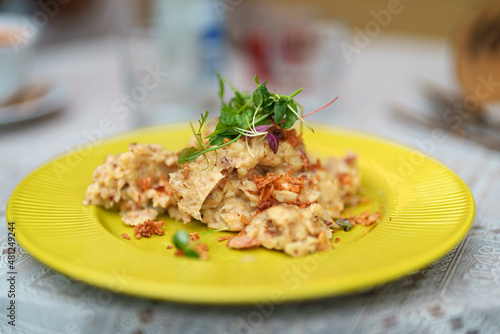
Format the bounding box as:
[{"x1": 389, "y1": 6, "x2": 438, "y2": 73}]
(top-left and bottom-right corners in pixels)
[
  {"x1": 174, "y1": 250, "x2": 185, "y2": 257},
  {"x1": 193, "y1": 242, "x2": 209, "y2": 260},
  {"x1": 121, "y1": 233, "x2": 130, "y2": 240},
  {"x1": 167, "y1": 245, "x2": 173, "y2": 249},
  {"x1": 337, "y1": 173, "x2": 354, "y2": 185},
  {"x1": 189, "y1": 232, "x2": 200, "y2": 241},
  {"x1": 283, "y1": 128, "x2": 302, "y2": 147},
  {"x1": 286, "y1": 200, "x2": 316, "y2": 209},
  {"x1": 154, "y1": 183, "x2": 174, "y2": 196},
  {"x1": 309, "y1": 158, "x2": 323, "y2": 171},
  {"x1": 217, "y1": 234, "x2": 235, "y2": 242},
  {"x1": 257, "y1": 200, "x2": 274, "y2": 212},
  {"x1": 344, "y1": 152, "x2": 357, "y2": 166},
  {"x1": 299, "y1": 149, "x2": 309, "y2": 169},
  {"x1": 241, "y1": 214, "x2": 250, "y2": 226},
  {"x1": 348, "y1": 211, "x2": 380, "y2": 226},
  {"x1": 139, "y1": 176, "x2": 152, "y2": 191},
  {"x1": 133, "y1": 220, "x2": 165, "y2": 239},
  {"x1": 253, "y1": 171, "x2": 308, "y2": 211},
  {"x1": 227, "y1": 237, "x2": 261, "y2": 249}
]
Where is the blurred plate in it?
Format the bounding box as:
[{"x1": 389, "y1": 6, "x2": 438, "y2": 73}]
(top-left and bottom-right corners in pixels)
[
  {"x1": 6, "y1": 124, "x2": 475, "y2": 304},
  {"x1": 0, "y1": 80, "x2": 65, "y2": 125}
]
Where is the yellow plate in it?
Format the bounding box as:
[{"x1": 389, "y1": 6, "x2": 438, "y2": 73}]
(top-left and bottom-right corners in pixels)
[{"x1": 6, "y1": 124, "x2": 475, "y2": 304}]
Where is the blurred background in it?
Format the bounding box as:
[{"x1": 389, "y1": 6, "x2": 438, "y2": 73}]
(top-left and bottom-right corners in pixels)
[{"x1": 0, "y1": 0, "x2": 499, "y2": 146}]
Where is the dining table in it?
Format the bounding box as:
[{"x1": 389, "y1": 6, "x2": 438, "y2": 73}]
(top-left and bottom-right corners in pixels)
[{"x1": 1, "y1": 33, "x2": 499, "y2": 334}]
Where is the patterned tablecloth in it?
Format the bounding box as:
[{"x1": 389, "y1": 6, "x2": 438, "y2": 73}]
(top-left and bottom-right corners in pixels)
[{"x1": 1, "y1": 36, "x2": 500, "y2": 334}]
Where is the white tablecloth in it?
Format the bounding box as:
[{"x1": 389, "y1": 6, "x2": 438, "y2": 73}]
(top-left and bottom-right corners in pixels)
[{"x1": 1, "y1": 35, "x2": 500, "y2": 334}]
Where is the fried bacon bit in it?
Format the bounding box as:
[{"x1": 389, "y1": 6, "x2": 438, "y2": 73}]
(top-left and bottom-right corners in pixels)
[
  {"x1": 241, "y1": 214, "x2": 250, "y2": 226},
  {"x1": 193, "y1": 242, "x2": 209, "y2": 260},
  {"x1": 181, "y1": 167, "x2": 191, "y2": 179},
  {"x1": 299, "y1": 149, "x2": 309, "y2": 170},
  {"x1": 121, "y1": 233, "x2": 130, "y2": 240},
  {"x1": 309, "y1": 159, "x2": 323, "y2": 171},
  {"x1": 154, "y1": 185, "x2": 165, "y2": 192},
  {"x1": 283, "y1": 128, "x2": 302, "y2": 147},
  {"x1": 334, "y1": 238, "x2": 340, "y2": 243},
  {"x1": 337, "y1": 173, "x2": 353, "y2": 185},
  {"x1": 227, "y1": 236, "x2": 261, "y2": 249},
  {"x1": 139, "y1": 176, "x2": 152, "y2": 191},
  {"x1": 253, "y1": 171, "x2": 307, "y2": 211},
  {"x1": 344, "y1": 152, "x2": 357, "y2": 166},
  {"x1": 217, "y1": 234, "x2": 235, "y2": 242},
  {"x1": 286, "y1": 200, "x2": 316, "y2": 209},
  {"x1": 154, "y1": 183, "x2": 174, "y2": 196},
  {"x1": 158, "y1": 175, "x2": 174, "y2": 195},
  {"x1": 174, "y1": 250, "x2": 185, "y2": 257},
  {"x1": 133, "y1": 220, "x2": 165, "y2": 239},
  {"x1": 348, "y1": 212, "x2": 380, "y2": 226},
  {"x1": 159, "y1": 175, "x2": 168, "y2": 184},
  {"x1": 189, "y1": 232, "x2": 200, "y2": 241},
  {"x1": 226, "y1": 229, "x2": 249, "y2": 247},
  {"x1": 167, "y1": 245, "x2": 173, "y2": 249},
  {"x1": 258, "y1": 200, "x2": 274, "y2": 211},
  {"x1": 317, "y1": 231, "x2": 333, "y2": 252}
]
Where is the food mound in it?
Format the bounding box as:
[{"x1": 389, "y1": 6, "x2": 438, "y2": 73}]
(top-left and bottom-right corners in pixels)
[
  {"x1": 83, "y1": 73, "x2": 377, "y2": 257},
  {"x1": 83, "y1": 136, "x2": 361, "y2": 257}
]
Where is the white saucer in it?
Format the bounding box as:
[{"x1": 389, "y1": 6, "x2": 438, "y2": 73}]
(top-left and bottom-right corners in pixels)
[{"x1": 0, "y1": 80, "x2": 65, "y2": 125}]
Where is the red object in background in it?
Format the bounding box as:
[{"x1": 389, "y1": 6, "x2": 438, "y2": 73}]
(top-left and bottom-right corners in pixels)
[
  {"x1": 246, "y1": 29, "x2": 271, "y2": 82},
  {"x1": 246, "y1": 25, "x2": 311, "y2": 85},
  {"x1": 282, "y1": 27, "x2": 309, "y2": 64}
]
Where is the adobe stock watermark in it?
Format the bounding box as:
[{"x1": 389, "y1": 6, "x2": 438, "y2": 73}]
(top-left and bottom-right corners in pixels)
[
  {"x1": 8, "y1": 0, "x2": 72, "y2": 51},
  {"x1": 211, "y1": 0, "x2": 244, "y2": 20},
  {"x1": 236, "y1": 251, "x2": 331, "y2": 334},
  {"x1": 340, "y1": 0, "x2": 407, "y2": 64},
  {"x1": 397, "y1": 73, "x2": 500, "y2": 179},
  {"x1": 51, "y1": 64, "x2": 169, "y2": 181}
]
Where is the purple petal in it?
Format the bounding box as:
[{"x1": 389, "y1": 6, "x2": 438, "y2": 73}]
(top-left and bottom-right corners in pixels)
[
  {"x1": 255, "y1": 124, "x2": 273, "y2": 132},
  {"x1": 267, "y1": 132, "x2": 279, "y2": 154}
]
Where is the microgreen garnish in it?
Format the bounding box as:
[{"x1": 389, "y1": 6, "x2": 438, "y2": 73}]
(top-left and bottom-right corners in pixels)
[
  {"x1": 177, "y1": 71, "x2": 338, "y2": 167},
  {"x1": 178, "y1": 111, "x2": 210, "y2": 167},
  {"x1": 201, "y1": 227, "x2": 231, "y2": 236}
]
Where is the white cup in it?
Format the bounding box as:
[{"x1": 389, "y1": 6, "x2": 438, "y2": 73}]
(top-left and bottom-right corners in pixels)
[{"x1": 0, "y1": 13, "x2": 38, "y2": 103}]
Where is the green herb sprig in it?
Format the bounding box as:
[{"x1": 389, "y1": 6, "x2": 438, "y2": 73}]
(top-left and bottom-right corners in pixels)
[
  {"x1": 172, "y1": 231, "x2": 200, "y2": 258},
  {"x1": 172, "y1": 227, "x2": 229, "y2": 259},
  {"x1": 177, "y1": 70, "x2": 338, "y2": 167}
]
